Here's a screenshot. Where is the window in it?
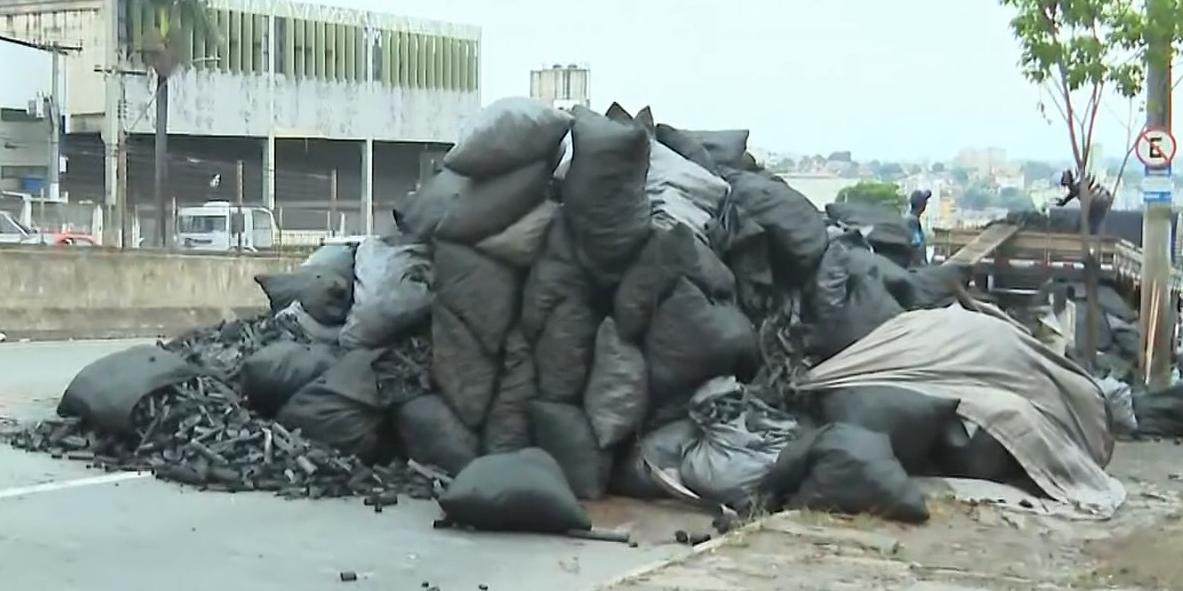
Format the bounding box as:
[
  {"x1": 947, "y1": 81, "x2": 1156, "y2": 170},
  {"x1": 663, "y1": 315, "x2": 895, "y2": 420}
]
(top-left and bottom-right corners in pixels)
[
  {"x1": 252, "y1": 210, "x2": 272, "y2": 231},
  {"x1": 179, "y1": 215, "x2": 228, "y2": 233}
]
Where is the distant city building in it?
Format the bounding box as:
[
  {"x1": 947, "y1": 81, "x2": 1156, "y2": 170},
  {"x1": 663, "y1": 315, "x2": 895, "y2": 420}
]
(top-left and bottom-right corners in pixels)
[
  {"x1": 954, "y1": 147, "x2": 1010, "y2": 177},
  {"x1": 530, "y1": 64, "x2": 589, "y2": 109},
  {"x1": 780, "y1": 173, "x2": 859, "y2": 209}
]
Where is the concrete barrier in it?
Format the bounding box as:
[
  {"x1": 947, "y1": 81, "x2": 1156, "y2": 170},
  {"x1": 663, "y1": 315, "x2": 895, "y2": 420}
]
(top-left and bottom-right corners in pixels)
[{"x1": 0, "y1": 247, "x2": 301, "y2": 339}]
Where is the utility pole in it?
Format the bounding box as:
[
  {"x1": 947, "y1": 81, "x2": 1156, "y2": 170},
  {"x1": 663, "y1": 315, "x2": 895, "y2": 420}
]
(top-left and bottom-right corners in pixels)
[
  {"x1": 1141, "y1": 0, "x2": 1175, "y2": 390},
  {"x1": 47, "y1": 48, "x2": 61, "y2": 202}
]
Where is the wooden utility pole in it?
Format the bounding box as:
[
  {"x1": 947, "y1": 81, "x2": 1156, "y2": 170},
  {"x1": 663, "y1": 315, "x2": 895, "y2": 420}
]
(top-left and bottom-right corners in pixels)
[{"x1": 1141, "y1": 0, "x2": 1175, "y2": 389}]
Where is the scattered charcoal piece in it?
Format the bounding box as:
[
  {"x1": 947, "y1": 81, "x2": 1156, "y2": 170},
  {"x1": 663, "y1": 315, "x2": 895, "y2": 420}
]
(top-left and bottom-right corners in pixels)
[
  {"x1": 688, "y1": 533, "x2": 712, "y2": 545},
  {"x1": 480, "y1": 585, "x2": 489, "y2": 590},
  {"x1": 433, "y1": 519, "x2": 453, "y2": 529},
  {"x1": 339, "y1": 571, "x2": 358, "y2": 583},
  {"x1": 674, "y1": 530, "x2": 689, "y2": 544}
]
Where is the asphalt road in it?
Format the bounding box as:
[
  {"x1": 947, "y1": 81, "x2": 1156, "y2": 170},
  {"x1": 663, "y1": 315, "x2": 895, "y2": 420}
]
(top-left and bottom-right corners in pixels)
[{"x1": 0, "y1": 340, "x2": 702, "y2": 591}]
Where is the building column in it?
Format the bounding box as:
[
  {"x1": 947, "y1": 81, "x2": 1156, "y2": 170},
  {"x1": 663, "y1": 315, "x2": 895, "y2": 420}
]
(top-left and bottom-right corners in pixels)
[
  {"x1": 263, "y1": 134, "x2": 276, "y2": 209},
  {"x1": 362, "y1": 137, "x2": 374, "y2": 235}
]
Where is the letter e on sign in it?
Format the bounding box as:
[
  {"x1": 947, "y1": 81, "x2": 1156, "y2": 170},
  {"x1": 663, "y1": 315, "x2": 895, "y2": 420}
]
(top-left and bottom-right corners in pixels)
[{"x1": 1137, "y1": 128, "x2": 1178, "y2": 169}]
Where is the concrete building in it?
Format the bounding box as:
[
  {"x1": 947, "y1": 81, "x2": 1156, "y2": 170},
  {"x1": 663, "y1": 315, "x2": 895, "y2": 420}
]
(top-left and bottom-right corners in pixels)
[
  {"x1": 0, "y1": 0, "x2": 481, "y2": 237},
  {"x1": 530, "y1": 64, "x2": 589, "y2": 109},
  {"x1": 0, "y1": 35, "x2": 52, "y2": 194}
]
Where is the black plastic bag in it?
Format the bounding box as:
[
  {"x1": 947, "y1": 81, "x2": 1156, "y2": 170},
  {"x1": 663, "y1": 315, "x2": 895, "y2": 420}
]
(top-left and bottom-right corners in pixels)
[
  {"x1": 1134, "y1": 384, "x2": 1183, "y2": 436},
  {"x1": 444, "y1": 97, "x2": 574, "y2": 178},
  {"x1": 396, "y1": 394, "x2": 479, "y2": 476},
  {"x1": 394, "y1": 167, "x2": 469, "y2": 241},
  {"x1": 339, "y1": 238, "x2": 432, "y2": 350},
  {"x1": 611, "y1": 419, "x2": 696, "y2": 499},
  {"x1": 435, "y1": 160, "x2": 551, "y2": 244},
  {"x1": 240, "y1": 342, "x2": 337, "y2": 417},
  {"x1": 817, "y1": 386, "x2": 960, "y2": 474},
  {"x1": 431, "y1": 303, "x2": 499, "y2": 428},
  {"x1": 709, "y1": 197, "x2": 777, "y2": 318},
  {"x1": 521, "y1": 219, "x2": 589, "y2": 342},
  {"x1": 562, "y1": 106, "x2": 652, "y2": 280},
  {"x1": 906, "y1": 264, "x2": 971, "y2": 309},
  {"x1": 782, "y1": 423, "x2": 929, "y2": 523},
  {"x1": 483, "y1": 329, "x2": 538, "y2": 453},
  {"x1": 824, "y1": 202, "x2": 913, "y2": 267},
  {"x1": 934, "y1": 420, "x2": 1026, "y2": 484},
  {"x1": 688, "y1": 129, "x2": 750, "y2": 169},
  {"x1": 475, "y1": 200, "x2": 559, "y2": 269},
  {"x1": 58, "y1": 345, "x2": 201, "y2": 437},
  {"x1": 645, "y1": 278, "x2": 758, "y2": 402},
  {"x1": 277, "y1": 349, "x2": 392, "y2": 463},
  {"x1": 805, "y1": 241, "x2": 904, "y2": 359},
  {"x1": 655, "y1": 123, "x2": 718, "y2": 174},
  {"x1": 434, "y1": 242, "x2": 521, "y2": 356},
  {"x1": 438, "y1": 448, "x2": 592, "y2": 533},
  {"x1": 256, "y1": 267, "x2": 352, "y2": 326},
  {"x1": 680, "y1": 378, "x2": 800, "y2": 512},
  {"x1": 725, "y1": 170, "x2": 827, "y2": 285},
  {"x1": 614, "y1": 224, "x2": 735, "y2": 342},
  {"x1": 583, "y1": 318, "x2": 648, "y2": 448},
  {"x1": 529, "y1": 401, "x2": 611, "y2": 499},
  {"x1": 534, "y1": 297, "x2": 600, "y2": 404}
]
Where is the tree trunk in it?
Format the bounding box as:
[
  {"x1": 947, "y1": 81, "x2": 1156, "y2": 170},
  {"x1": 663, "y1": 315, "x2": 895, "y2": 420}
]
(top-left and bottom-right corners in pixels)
[
  {"x1": 154, "y1": 75, "x2": 170, "y2": 248},
  {"x1": 1078, "y1": 174, "x2": 1099, "y2": 371}
]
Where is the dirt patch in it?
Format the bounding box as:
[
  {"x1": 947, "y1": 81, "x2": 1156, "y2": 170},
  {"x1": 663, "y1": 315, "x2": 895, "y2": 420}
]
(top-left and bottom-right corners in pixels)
[{"x1": 1087, "y1": 514, "x2": 1183, "y2": 591}]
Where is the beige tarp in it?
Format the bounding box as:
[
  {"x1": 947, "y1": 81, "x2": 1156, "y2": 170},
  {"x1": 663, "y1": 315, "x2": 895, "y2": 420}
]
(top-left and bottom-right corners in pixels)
[{"x1": 799, "y1": 303, "x2": 1126, "y2": 518}]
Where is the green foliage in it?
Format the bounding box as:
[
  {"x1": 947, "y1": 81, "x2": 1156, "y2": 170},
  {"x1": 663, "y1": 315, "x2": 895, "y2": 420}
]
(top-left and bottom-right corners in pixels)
[
  {"x1": 837, "y1": 181, "x2": 906, "y2": 209},
  {"x1": 960, "y1": 185, "x2": 996, "y2": 210},
  {"x1": 931, "y1": 162, "x2": 946, "y2": 173},
  {"x1": 951, "y1": 168, "x2": 972, "y2": 185},
  {"x1": 999, "y1": 186, "x2": 1036, "y2": 210}
]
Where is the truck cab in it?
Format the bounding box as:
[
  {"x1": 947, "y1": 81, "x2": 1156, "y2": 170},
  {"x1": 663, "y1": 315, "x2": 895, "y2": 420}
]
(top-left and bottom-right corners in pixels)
[{"x1": 176, "y1": 201, "x2": 276, "y2": 252}]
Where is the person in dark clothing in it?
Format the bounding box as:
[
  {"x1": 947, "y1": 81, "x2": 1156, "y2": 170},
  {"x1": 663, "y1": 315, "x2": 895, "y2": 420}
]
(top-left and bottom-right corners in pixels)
[
  {"x1": 1056, "y1": 169, "x2": 1112, "y2": 235},
  {"x1": 906, "y1": 190, "x2": 932, "y2": 266}
]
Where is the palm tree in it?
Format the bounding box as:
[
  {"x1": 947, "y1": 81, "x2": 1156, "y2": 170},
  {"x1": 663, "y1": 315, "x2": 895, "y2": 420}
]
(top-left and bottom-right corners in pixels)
[{"x1": 140, "y1": 0, "x2": 214, "y2": 247}]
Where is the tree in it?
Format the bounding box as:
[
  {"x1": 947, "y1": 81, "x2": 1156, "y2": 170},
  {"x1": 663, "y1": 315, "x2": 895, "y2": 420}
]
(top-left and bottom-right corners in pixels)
[
  {"x1": 836, "y1": 181, "x2": 906, "y2": 210},
  {"x1": 999, "y1": 0, "x2": 1174, "y2": 368},
  {"x1": 999, "y1": 186, "x2": 1036, "y2": 210},
  {"x1": 931, "y1": 162, "x2": 947, "y2": 174},
  {"x1": 960, "y1": 185, "x2": 996, "y2": 210},
  {"x1": 951, "y1": 167, "x2": 971, "y2": 185},
  {"x1": 141, "y1": 0, "x2": 215, "y2": 247}
]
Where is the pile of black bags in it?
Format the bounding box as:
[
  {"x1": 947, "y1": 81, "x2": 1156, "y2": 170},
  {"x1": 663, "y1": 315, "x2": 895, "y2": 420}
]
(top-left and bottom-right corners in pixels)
[{"x1": 35, "y1": 96, "x2": 983, "y2": 534}]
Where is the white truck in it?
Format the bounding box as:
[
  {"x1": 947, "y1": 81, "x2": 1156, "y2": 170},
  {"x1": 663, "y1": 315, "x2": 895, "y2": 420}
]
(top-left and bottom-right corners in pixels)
[{"x1": 176, "y1": 201, "x2": 278, "y2": 252}]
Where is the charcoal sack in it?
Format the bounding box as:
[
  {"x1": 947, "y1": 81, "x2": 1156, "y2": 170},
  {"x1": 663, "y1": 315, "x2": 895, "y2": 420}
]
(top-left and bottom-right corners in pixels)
[
  {"x1": 482, "y1": 329, "x2": 538, "y2": 453},
  {"x1": 339, "y1": 238, "x2": 432, "y2": 350},
  {"x1": 529, "y1": 400, "x2": 611, "y2": 499},
  {"x1": 438, "y1": 448, "x2": 592, "y2": 533},
  {"x1": 396, "y1": 395, "x2": 479, "y2": 476},
  {"x1": 534, "y1": 297, "x2": 600, "y2": 404},
  {"x1": 475, "y1": 200, "x2": 559, "y2": 269},
  {"x1": 431, "y1": 303, "x2": 499, "y2": 428},
  {"x1": 611, "y1": 419, "x2": 697, "y2": 499},
  {"x1": 434, "y1": 242, "x2": 520, "y2": 356},
  {"x1": 816, "y1": 386, "x2": 960, "y2": 473},
  {"x1": 58, "y1": 345, "x2": 201, "y2": 437},
  {"x1": 444, "y1": 97, "x2": 573, "y2": 178},
  {"x1": 435, "y1": 160, "x2": 551, "y2": 244},
  {"x1": 394, "y1": 168, "x2": 469, "y2": 241},
  {"x1": 241, "y1": 342, "x2": 337, "y2": 417},
  {"x1": 583, "y1": 318, "x2": 649, "y2": 448},
  {"x1": 655, "y1": 123, "x2": 717, "y2": 174},
  {"x1": 725, "y1": 170, "x2": 827, "y2": 285}
]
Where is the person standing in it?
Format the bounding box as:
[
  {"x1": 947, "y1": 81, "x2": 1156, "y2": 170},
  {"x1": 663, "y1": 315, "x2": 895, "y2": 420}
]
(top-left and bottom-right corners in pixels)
[{"x1": 906, "y1": 189, "x2": 932, "y2": 266}]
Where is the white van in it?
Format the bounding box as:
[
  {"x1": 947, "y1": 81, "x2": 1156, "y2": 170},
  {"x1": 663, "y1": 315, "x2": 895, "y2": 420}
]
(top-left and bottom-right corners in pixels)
[{"x1": 176, "y1": 201, "x2": 276, "y2": 252}]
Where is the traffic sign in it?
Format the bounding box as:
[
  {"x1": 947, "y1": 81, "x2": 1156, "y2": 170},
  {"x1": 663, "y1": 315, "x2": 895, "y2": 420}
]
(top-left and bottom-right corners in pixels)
[
  {"x1": 1143, "y1": 165, "x2": 1174, "y2": 204},
  {"x1": 1136, "y1": 127, "x2": 1177, "y2": 168}
]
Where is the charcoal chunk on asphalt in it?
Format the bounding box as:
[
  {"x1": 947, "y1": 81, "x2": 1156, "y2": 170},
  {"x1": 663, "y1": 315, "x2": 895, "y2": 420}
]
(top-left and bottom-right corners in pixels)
[
  {"x1": 482, "y1": 329, "x2": 537, "y2": 454},
  {"x1": 434, "y1": 242, "x2": 521, "y2": 356},
  {"x1": 583, "y1": 318, "x2": 648, "y2": 449},
  {"x1": 339, "y1": 237, "x2": 433, "y2": 350},
  {"x1": 57, "y1": 345, "x2": 200, "y2": 437},
  {"x1": 529, "y1": 401, "x2": 610, "y2": 499},
  {"x1": 240, "y1": 342, "x2": 337, "y2": 417},
  {"x1": 817, "y1": 386, "x2": 960, "y2": 474},
  {"x1": 562, "y1": 106, "x2": 653, "y2": 282},
  {"x1": 396, "y1": 395, "x2": 478, "y2": 476},
  {"x1": 276, "y1": 350, "x2": 394, "y2": 463},
  {"x1": 435, "y1": 160, "x2": 551, "y2": 245},
  {"x1": 769, "y1": 423, "x2": 929, "y2": 524},
  {"x1": 431, "y1": 303, "x2": 498, "y2": 428},
  {"x1": 645, "y1": 279, "x2": 758, "y2": 403},
  {"x1": 444, "y1": 97, "x2": 574, "y2": 178}
]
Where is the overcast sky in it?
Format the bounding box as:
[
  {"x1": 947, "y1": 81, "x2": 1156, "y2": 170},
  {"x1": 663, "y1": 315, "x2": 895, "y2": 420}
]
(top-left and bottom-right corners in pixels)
[
  {"x1": 1, "y1": 0, "x2": 1167, "y2": 163},
  {"x1": 334, "y1": 0, "x2": 1162, "y2": 163}
]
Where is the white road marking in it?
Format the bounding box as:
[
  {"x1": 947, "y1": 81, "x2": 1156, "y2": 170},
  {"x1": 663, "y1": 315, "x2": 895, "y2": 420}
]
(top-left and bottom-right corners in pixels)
[{"x1": 0, "y1": 472, "x2": 150, "y2": 500}]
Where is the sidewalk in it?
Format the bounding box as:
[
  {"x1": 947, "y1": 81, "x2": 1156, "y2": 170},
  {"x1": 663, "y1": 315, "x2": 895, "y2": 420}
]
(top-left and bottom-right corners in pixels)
[{"x1": 598, "y1": 440, "x2": 1183, "y2": 591}]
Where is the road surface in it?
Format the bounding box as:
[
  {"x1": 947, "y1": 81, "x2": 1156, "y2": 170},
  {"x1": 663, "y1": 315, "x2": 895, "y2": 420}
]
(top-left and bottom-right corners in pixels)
[{"x1": 0, "y1": 340, "x2": 703, "y2": 591}]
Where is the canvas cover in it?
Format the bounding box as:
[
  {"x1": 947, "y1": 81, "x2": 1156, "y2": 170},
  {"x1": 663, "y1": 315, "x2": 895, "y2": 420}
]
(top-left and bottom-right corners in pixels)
[{"x1": 799, "y1": 303, "x2": 1125, "y2": 517}]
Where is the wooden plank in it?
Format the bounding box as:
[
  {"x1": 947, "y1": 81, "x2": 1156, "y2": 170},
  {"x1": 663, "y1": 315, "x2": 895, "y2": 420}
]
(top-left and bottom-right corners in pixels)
[{"x1": 944, "y1": 224, "x2": 1022, "y2": 266}]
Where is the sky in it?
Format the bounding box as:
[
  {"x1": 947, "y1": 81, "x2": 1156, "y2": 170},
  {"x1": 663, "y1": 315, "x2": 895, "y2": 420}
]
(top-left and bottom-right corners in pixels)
[
  {"x1": 325, "y1": 0, "x2": 1162, "y2": 163},
  {"x1": 0, "y1": 0, "x2": 1169, "y2": 163}
]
